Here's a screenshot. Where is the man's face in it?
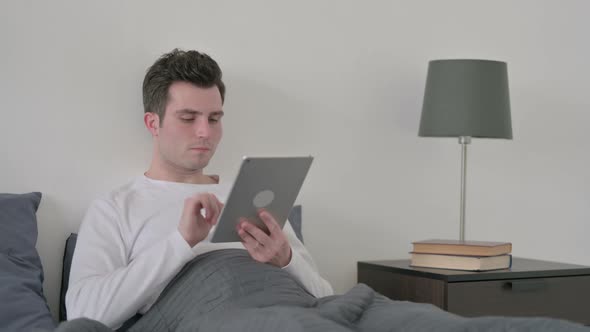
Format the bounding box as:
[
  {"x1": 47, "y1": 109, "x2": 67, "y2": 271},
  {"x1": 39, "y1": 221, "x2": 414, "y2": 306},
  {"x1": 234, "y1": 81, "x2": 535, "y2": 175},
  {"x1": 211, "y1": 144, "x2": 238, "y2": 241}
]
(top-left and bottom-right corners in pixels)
[{"x1": 155, "y1": 81, "x2": 224, "y2": 172}]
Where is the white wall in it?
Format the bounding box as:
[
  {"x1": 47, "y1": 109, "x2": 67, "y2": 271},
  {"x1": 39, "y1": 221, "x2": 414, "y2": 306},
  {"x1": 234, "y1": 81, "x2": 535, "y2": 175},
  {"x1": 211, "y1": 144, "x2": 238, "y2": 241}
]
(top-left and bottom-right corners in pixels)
[{"x1": 1, "y1": 0, "x2": 589, "y2": 319}]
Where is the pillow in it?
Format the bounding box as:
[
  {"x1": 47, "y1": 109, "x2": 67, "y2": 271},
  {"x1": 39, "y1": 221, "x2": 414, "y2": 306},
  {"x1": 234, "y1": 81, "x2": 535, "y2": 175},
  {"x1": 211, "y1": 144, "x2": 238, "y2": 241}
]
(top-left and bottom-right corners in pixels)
[{"x1": 0, "y1": 192, "x2": 56, "y2": 331}]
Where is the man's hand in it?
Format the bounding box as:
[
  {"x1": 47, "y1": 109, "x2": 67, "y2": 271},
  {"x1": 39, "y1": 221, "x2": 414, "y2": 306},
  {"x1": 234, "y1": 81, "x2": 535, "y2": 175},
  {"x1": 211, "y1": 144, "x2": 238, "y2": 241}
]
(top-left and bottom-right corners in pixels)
[
  {"x1": 237, "y1": 209, "x2": 292, "y2": 268},
  {"x1": 178, "y1": 193, "x2": 223, "y2": 247}
]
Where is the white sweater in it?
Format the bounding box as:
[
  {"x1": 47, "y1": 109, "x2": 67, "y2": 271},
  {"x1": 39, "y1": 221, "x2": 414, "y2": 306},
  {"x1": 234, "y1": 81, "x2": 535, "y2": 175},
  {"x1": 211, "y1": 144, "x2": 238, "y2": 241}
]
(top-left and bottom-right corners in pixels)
[{"x1": 65, "y1": 175, "x2": 333, "y2": 329}]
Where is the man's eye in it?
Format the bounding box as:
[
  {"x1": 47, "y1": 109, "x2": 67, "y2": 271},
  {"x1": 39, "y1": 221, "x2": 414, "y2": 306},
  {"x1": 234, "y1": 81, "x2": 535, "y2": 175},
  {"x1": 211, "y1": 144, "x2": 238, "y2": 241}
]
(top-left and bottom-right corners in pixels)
[
  {"x1": 181, "y1": 118, "x2": 195, "y2": 122},
  {"x1": 209, "y1": 118, "x2": 219, "y2": 124}
]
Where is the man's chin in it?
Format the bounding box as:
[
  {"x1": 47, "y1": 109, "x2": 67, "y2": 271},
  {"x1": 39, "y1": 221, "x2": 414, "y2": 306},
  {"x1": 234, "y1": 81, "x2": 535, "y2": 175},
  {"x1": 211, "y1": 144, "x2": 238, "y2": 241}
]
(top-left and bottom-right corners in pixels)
[
  {"x1": 185, "y1": 159, "x2": 210, "y2": 171},
  {"x1": 183, "y1": 151, "x2": 214, "y2": 170}
]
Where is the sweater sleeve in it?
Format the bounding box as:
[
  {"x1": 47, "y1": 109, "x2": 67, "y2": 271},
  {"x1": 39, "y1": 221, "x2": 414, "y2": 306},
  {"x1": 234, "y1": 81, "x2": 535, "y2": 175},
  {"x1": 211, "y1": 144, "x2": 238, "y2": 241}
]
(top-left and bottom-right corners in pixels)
[
  {"x1": 281, "y1": 221, "x2": 334, "y2": 298},
  {"x1": 65, "y1": 198, "x2": 195, "y2": 329}
]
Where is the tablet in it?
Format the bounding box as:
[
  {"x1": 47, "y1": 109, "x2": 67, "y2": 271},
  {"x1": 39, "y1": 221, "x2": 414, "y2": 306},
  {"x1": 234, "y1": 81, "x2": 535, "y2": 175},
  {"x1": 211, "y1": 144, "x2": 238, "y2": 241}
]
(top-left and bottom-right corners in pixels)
[{"x1": 210, "y1": 156, "x2": 313, "y2": 243}]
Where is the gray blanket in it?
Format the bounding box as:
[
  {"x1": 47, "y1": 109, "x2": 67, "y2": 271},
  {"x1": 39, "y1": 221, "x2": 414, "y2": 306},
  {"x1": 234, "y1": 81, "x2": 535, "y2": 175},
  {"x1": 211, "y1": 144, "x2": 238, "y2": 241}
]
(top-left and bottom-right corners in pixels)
[{"x1": 56, "y1": 249, "x2": 589, "y2": 332}]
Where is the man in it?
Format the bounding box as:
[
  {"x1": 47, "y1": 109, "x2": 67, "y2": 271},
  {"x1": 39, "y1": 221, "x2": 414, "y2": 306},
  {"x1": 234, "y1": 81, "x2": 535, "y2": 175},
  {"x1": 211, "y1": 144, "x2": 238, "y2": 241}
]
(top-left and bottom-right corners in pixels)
[{"x1": 65, "y1": 49, "x2": 333, "y2": 330}]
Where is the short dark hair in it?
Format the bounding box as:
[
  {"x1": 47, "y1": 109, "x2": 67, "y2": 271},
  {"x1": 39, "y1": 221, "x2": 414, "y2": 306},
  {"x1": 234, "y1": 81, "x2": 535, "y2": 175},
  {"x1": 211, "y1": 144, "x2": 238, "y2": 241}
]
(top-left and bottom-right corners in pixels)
[{"x1": 142, "y1": 48, "x2": 225, "y2": 124}]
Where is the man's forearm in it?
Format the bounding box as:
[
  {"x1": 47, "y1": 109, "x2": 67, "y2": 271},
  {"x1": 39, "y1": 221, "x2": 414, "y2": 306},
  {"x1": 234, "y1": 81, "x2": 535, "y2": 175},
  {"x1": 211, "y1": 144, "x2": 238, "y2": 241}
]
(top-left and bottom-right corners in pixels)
[{"x1": 66, "y1": 230, "x2": 194, "y2": 328}]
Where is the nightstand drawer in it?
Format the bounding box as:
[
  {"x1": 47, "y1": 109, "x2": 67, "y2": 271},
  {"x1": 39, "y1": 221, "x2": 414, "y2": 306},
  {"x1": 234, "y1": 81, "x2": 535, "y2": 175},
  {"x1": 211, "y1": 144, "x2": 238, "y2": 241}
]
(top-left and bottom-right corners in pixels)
[{"x1": 447, "y1": 275, "x2": 590, "y2": 324}]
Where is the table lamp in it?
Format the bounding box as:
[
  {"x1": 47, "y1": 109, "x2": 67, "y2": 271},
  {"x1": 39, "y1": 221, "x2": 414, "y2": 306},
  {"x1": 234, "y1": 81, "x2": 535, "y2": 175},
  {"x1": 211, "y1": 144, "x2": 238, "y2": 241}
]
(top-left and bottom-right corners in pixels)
[{"x1": 419, "y1": 59, "x2": 512, "y2": 241}]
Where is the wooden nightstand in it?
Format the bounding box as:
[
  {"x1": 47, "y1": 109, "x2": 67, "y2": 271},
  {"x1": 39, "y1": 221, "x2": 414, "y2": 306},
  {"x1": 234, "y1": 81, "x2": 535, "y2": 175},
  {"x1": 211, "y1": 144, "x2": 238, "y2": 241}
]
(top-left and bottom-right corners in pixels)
[{"x1": 358, "y1": 257, "x2": 590, "y2": 325}]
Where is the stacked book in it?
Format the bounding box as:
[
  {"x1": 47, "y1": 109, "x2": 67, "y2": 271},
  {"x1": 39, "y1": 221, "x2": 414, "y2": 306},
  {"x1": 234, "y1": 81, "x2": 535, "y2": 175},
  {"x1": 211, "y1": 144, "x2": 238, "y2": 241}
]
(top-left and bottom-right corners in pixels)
[{"x1": 410, "y1": 239, "x2": 513, "y2": 271}]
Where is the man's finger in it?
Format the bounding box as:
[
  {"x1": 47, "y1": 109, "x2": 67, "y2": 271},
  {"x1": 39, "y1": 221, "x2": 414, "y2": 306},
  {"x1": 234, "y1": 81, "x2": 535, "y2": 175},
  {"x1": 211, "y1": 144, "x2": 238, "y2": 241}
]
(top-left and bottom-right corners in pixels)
[
  {"x1": 239, "y1": 228, "x2": 263, "y2": 253},
  {"x1": 213, "y1": 195, "x2": 224, "y2": 209},
  {"x1": 185, "y1": 196, "x2": 204, "y2": 219},
  {"x1": 259, "y1": 210, "x2": 280, "y2": 237},
  {"x1": 197, "y1": 194, "x2": 217, "y2": 223},
  {"x1": 197, "y1": 197, "x2": 210, "y2": 220},
  {"x1": 240, "y1": 221, "x2": 271, "y2": 246},
  {"x1": 206, "y1": 195, "x2": 220, "y2": 222},
  {"x1": 213, "y1": 197, "x2": 224, "y2": 225}
]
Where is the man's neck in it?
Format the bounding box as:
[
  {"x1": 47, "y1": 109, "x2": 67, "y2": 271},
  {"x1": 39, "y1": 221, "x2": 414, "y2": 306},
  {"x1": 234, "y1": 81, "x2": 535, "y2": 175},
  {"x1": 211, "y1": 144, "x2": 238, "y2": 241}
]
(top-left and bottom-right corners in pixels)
[{"x1": 144, "y1": 166, "x2": 218, "y2": 185}]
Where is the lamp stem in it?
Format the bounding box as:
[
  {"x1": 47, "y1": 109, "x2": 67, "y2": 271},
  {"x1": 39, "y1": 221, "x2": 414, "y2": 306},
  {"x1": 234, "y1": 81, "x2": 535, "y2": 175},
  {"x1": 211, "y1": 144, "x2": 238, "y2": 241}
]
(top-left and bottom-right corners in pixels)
[{"x1": 459, "y1": 136, "x2": 471, "y2": 242}]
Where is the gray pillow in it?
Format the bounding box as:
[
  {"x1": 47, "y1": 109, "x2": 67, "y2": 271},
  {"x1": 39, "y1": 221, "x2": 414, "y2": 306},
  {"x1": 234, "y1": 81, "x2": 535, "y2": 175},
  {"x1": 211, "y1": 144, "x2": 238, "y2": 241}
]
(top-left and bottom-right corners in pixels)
[{"x1": 0, "y1": 192, "x2": 56, "y2": 331}]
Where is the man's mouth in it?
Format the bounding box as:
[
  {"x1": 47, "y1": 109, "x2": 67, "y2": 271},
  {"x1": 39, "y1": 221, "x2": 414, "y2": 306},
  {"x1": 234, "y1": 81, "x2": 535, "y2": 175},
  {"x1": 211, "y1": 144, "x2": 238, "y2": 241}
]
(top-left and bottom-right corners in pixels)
[{"x1": 190, "y1": 147, "x2": 210, "y2": 152}]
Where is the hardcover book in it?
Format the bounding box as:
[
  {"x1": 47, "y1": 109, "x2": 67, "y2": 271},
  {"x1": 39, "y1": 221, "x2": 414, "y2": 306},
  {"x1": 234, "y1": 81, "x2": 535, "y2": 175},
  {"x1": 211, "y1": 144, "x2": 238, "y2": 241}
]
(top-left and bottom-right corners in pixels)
[
  {"x1": 412, "y1": 239, "x2": 512, "y2": 257},
  {"x1": 410, "y1": 253, "x2": 512, "y2": 271}
]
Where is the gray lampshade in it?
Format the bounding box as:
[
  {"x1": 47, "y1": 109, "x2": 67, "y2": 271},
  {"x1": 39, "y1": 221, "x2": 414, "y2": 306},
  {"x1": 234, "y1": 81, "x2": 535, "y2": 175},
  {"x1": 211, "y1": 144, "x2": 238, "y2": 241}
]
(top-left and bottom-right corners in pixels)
[{"x1": 419, "y1": 59, "x2": 513, "y2": 139}]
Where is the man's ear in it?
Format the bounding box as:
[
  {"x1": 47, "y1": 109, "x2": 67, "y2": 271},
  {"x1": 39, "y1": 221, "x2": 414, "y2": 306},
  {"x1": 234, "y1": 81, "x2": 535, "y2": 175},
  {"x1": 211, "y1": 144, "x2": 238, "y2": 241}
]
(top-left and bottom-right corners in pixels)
[{"x1": 144, "y1": 112, "x2": 160, "y2": 136}]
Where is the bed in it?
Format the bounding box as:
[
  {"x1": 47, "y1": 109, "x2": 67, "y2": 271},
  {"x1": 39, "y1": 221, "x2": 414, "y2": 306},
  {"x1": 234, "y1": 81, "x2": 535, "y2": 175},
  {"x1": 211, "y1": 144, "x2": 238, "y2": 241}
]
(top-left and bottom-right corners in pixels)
[{"x1": 1, "y1": 192, "x2": 588, "y2": 332}]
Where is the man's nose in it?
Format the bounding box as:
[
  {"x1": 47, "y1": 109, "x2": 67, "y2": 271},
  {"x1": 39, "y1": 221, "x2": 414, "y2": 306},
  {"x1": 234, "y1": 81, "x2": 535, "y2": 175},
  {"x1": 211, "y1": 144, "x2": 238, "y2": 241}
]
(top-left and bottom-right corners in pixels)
[{"x1": 195, "y1": 118, "x2": 210, "y2": 138}]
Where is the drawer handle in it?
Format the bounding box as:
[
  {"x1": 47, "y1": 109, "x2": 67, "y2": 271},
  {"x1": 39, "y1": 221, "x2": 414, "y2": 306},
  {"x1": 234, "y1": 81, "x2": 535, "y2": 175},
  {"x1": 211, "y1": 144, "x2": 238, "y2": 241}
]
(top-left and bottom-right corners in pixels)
[{"x1": 504, "y1": 280, "x2": 546, "y2": 292}]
